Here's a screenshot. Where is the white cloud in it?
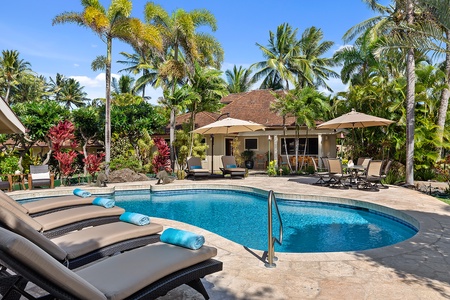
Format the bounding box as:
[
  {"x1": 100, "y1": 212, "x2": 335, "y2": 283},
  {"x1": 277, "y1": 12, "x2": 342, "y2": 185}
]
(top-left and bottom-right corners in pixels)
[
  {"x1": 70, "y1": 73, "x2": 120, "y2": 99},
  {"x1": 73, "y1": 64, "x2": 79, "y2": 68}
]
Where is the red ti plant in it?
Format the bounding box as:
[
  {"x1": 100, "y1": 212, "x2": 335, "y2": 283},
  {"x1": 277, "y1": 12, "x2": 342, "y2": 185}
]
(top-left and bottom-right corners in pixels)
[
  {"x1": 53, "y1": 151, "x2": 79, "y2": 177},
  {"x1": 83, "y1": 152, "x2": 106, "y2": 178},
  {"x1": 48, "y1": 120, "x2": 79, "y2": 181},
  {"x1": 152, "y1": 137, "x2": 172, "y2": 173}
]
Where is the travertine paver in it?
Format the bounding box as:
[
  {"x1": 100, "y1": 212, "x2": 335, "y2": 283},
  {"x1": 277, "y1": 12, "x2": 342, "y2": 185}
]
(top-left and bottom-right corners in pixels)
[{"x1": 8, "y1": 175, "x2": 450, "y2": 299}]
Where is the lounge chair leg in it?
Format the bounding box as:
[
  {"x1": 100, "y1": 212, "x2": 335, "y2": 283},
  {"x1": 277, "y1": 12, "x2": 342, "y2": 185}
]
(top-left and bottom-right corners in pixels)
[{"x1": 186, "y1": 278, "x2": 209, "y2": 299}]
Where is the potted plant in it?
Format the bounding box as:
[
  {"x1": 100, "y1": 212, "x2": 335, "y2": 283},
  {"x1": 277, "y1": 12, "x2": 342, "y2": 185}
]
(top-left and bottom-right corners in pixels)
[{"x1": 242, "y1": 150, "x2": 255, "y2": 169}]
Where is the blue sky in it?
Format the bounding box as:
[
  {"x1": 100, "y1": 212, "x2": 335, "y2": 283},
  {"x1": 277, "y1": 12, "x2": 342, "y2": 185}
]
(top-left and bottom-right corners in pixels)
[{"x1": 0, "y1": 0, "x2": 384, "y2": 104}]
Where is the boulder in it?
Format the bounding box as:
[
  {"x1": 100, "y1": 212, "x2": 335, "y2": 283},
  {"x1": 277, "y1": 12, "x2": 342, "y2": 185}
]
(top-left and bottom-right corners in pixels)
[{"x1": 107, "y1": 168, "x2": 149, "y2": 183}]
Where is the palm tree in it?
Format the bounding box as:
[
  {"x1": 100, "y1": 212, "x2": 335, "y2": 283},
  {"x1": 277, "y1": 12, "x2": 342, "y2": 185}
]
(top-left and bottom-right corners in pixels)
[
  {"x1": 58, "y1": 78, "x2": 89, "y2": 109},
  {"x1": 0, "y1": 50, "x2": 32, "y2": 104},
  {"x1": 225, "y1": 65, "x2": 255, "y2": 93},
  {"x1": 117, "y1": 51, "x2": 159, "y2": 99},
  {"x1": 53, "y1": 0, "x2": 162, "y2": 174},
  {"x1": 252, "y1": 23, "x2": 301, "y2": 90},
  {"x1": 188, "y1": 63, "x2": 228, "y2": 154},
  {"x1": 295, "y1": 26, "x2": 338, "y2": 91},
  {"x1": 343, "y1": 0, "x2": 419, "y2": 185},
  {"x1": 144, "y1": 2, "x2": 223, "y2": 167}
]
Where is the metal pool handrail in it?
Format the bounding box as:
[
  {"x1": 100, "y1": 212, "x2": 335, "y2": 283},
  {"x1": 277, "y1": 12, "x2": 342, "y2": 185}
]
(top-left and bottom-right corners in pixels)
[{"x1": 265, "y1": 190, "x2": 283, "y2": 268}]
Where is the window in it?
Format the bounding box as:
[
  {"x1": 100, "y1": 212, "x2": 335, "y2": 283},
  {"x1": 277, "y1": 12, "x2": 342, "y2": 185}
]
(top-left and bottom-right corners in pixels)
[
  {"x1": 281, "y1": 138, "x2": 318, "y2": 155},
  {"x1": 244, "y1": 138, "x2": 258, "y2": 150}
]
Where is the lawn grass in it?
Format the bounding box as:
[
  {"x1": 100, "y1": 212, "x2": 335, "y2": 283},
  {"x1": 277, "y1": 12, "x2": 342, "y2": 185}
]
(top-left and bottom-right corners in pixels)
[{"x1": 437, "y1": 197, "x2": 450, "y2": 205}]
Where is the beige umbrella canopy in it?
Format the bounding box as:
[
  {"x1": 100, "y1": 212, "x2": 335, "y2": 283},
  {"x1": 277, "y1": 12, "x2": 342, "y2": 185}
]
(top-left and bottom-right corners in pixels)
[
  {"x1": 192, "y1": 117, "x2": 265, "y2": 174},
  {"x1": 317, "y1": 109, "x2": 395, "y2": 129},
  {"x1": 0, "y1": 98, "x2": 26, "y2": 134},
  {"x1": 192, "y1": 117, "x2": 266, "y2": 134}
]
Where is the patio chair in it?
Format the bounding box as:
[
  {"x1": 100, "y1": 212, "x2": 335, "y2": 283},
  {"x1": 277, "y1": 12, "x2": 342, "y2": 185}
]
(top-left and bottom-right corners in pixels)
[
  {"x1": 220, "y1": 156, "x2": 246, "y2": 178},
  {"x1": 379, "y1": 160, "x2": 393, "y2": 189},
  {"x1": 0, "y1": 205, "x2": 162, "y2": 269},
  {"x1": 311, "y1": 157, "x2": 330, "y2": 185},
  {"x1": 186, "y1": 157, "x2": 210, "y2": 180},
  {"x1": 356, "y1": 160, "x2": 384, "y2": 191},
  {"x1": 27, "y1": 165, "x2": 54, "y2": 190},
  {"x1": 327, "y1": 158, "x2": 351, "y2": 189},
  {"x1": 0, "y1": 190, "x2": 125, "y2": 238},
  {"x1": 0, "y1": 226, "x2": 222, "y2": 300},
  {"x1": 255, "y1": 154, "x2": 267, "y2": 170},
  {"x1": 0, "y1": 175, "x2": 12, "y2": 192}
]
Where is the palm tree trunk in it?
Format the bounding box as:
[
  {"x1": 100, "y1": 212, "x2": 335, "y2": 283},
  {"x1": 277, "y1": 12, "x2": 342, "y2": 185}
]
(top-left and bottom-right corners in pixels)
[
  {"x1": 105, "y1": 36, "x2": 112, "y2": 175},
  {"x1": 437, "y1": 30, "x2": 450, "y2": 158},
  {"x1": 169, "y1": 106, "x2": 176, "y2": 170},
  {"x1": 405, "y1": 0, "x2": 415, "y2": 186}
]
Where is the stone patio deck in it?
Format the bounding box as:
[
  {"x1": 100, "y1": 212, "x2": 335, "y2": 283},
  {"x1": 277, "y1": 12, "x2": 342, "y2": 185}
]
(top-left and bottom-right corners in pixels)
[{"x1": 7, "y1": 175, "x2": 450, "y2": 299}]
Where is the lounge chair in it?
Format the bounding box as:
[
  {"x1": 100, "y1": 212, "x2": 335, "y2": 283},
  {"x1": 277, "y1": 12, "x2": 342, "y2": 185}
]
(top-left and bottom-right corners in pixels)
[
  {"x1": 0, "y1": 191, "x2": 124, "y2": 238},
  {"x1": 186, "y1": 157, "x2": 210, "y2": 180},
  {"x1": 220, "y1": 156, "x2": 246, "y2": 178},
  {"x1": 0, "y1": 226, "x2": 222, "y2": 300},
  {"x1": 0, "y1": 205, "x2": 162, "y2": 269},
  {"x1": 27, "y1": 165, "x2": 54, "y2": 190},
  {"x1": 327, "y1": 158, "x2": 351, "y2": 188},
  {"x1": 20, "y1": 194, "x2": 96, "y2": 216},
  {"x1": 356, "y1": 160, "x2": 384, "y2": 191}
]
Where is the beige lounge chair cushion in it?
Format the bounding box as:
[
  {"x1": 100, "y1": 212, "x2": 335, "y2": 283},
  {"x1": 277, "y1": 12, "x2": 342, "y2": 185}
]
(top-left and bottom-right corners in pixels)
[
  {"x1": 52, "y1": 222, "x2": 163, "y2": 259},
  {"x1": 0, "y1": 195, "x2": 43, "y2": 231},
  {"x1": 0, "y1": 190, "x2": 29, "y2": 214},
  {"x1": 76, "y1": 242, "x2": 217, "y2": 300},
  {"x1": 34, "y1": 206, "x2": 125, "y2": 231},
  {"x1": 0, "y1": 206, "x2": 67, "y2": 261},
  {"x1": 22, "y1": 195, "x2": 94, "y2": 214},
  {"x1": 0, "y1": 227, "x2": 107, "y2": 300}
]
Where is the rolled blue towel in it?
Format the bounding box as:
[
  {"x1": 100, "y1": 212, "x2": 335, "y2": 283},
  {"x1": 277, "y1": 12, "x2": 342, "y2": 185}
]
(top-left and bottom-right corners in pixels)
[
  {"x1": 92, "y1": 197, "x2": 115, "y2": 208},
  {"x1": 160, "y1": 228, "x2": 205, "y2": 250},
  {"x1": 119, "y1": 212, "x2": 150, "y2": 226},
  {"x1": 73, "y1": 188, "x2": 91, "y2": 198}
]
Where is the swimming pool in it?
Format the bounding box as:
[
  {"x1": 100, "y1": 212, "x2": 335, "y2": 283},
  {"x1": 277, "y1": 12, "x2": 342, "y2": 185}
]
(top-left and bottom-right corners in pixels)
[{"x1": 115, "y1": 189, "x2": 418, "y2": 253}]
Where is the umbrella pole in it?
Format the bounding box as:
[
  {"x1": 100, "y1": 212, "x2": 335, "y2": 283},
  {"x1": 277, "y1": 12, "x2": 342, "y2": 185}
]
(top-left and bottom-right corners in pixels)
[{"x1": 210, "y1": 134, "x2": 214, "y2": 175}]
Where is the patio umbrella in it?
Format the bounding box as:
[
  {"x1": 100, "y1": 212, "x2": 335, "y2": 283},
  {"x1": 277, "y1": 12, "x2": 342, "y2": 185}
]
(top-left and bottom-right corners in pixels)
[
  {"x1": 316, "y1": 109, "x2": 395, "y2": 130},
  {"x1": 192, "y1": 117, "x2": 265, "y2": 174},
  {"x1": 317, "y1": 109, "x2": 395, "y2": 157},
  {"x1": 192, "y1": 117, "x2": 266, "y2": 134}
]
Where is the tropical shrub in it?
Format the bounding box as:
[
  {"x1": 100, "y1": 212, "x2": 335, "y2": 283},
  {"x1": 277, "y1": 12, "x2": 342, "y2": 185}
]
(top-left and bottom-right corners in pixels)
[
  {"x1": 110, "y1": 155, "x2": 142, "y2": 172},
  {"x1": 267, "y1": 160, "x2": 277, "y2": 176}
]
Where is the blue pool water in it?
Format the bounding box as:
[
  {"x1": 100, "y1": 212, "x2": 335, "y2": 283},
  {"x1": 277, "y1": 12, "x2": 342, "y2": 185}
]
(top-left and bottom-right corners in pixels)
[{"x1": 115, "y1": 189, "x2": 417, "y2": 253}]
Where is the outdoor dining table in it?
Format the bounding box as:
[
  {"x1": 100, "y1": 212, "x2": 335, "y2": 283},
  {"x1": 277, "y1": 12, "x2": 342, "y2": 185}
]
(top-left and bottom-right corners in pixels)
[{"x1": 344, "y1": 164, "x2": 366, "y2": 186}]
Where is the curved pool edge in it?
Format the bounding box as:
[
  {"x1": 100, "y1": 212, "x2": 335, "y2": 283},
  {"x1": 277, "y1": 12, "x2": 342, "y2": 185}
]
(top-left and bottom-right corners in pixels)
[{"x1": 10, "y1": 181, "x2": 439, "y2": 262}]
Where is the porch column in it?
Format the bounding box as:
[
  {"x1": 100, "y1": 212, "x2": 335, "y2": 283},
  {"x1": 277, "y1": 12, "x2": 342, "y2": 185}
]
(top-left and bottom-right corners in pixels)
[{"x1": 318, "y1": 134, "x2": 323, "y2": 168}]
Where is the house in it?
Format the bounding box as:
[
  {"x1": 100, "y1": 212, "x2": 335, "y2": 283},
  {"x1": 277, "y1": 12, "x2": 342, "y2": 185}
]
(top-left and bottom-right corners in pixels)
[{"x1": 172, "y1": 89, "x2": 338, "y2": 172}]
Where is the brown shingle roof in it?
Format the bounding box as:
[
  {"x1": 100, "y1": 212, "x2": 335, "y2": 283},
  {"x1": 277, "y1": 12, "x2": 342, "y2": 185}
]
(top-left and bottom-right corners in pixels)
[
  {"x1": 219, "y1": 90, "x2": 296, "y2": 127},
  {"x1": 172, "y1": 89, "x2": 300, "y2": 131}
]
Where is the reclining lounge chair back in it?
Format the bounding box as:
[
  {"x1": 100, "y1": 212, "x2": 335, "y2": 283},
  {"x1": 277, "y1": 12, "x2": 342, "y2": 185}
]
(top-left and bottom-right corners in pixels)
[
  {"x1": 0, "y1": 226, "x2": 222, "y2": 300},
  {"x1": 0, "y1": 191, "x2": 124, "y2": 238},
  {"x1": 186, "y1": 157, "x2": 210, "y2": 180},
  {"x1": 220, "y1": 156, "x2": 246, "y2": 178},
  {"x1": 0, "y1": 205, "x2": 162, "y2": 269}
]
